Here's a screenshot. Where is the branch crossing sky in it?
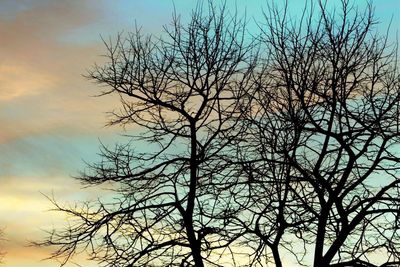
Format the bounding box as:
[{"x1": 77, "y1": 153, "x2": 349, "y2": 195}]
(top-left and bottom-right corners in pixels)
[{"x1": 0, "y1": 1, "x2": 398, "y2": 266}]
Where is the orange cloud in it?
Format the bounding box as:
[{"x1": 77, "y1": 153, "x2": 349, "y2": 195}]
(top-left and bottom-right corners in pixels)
[
  {"x1": 0, "y1": 0, "x2": 122, "y2": 145},
  {"x1": 0, "y1": 64, "x2": 57, "y2": 100},
  {"x1": 0, "y1": 1, "x2": 104, "y2": 97}
]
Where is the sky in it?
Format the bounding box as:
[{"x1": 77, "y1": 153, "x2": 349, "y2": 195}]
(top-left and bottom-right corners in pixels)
[{"x1": 0, "y1": 1, "x2": 399, "y2": 266}]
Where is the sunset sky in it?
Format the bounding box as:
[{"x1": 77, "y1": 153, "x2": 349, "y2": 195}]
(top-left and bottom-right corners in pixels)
[{"x1": 0, "y1": 1, "x2": 399, "y2": 266}]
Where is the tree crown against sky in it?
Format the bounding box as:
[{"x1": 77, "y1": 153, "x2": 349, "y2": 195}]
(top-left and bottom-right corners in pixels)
[
  {"x1": 229, "y1": 1, "x2": 400, "y2": 266},
  {"x1": 38, "y1": 1, "x2": 400, "y2": 266}
]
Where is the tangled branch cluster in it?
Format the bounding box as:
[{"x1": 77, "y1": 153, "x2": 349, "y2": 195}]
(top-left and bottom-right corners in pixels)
[{"x1": 38, "y1": 1, "x2": 400, "y2": 266}]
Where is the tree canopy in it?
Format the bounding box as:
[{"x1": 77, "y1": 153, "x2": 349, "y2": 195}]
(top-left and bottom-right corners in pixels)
[{"x1": 39, "y1": 1, "x2": 400, "y2": 266}]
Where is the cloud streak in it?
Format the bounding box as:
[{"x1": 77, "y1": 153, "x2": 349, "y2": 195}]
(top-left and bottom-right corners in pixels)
[
  {"x1": 0, "y1": 0, "x2": 398, "y2": 266},
  {"x1": 0, "y1": 2, "x2": 117, "y2": 266}
]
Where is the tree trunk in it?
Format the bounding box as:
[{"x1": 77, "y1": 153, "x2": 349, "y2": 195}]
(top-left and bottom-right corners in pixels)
[
  {"x1": 271, "y1": 246, "x2": 283, "y2": 267},
  {"x1": 185, "y1": 122, "x2": 204, "y2": 267}
]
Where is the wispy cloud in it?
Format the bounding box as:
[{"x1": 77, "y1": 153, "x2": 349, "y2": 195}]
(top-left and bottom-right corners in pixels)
[
  {"x1": 0, "y1": 2, "x2": 118, "y2": 265},
  {"x1": 0, "y1": 174, "x2": 107, "y2": 267},
  {"x1": 0, "y1": 0, "x2": 398, "y2": 266}
]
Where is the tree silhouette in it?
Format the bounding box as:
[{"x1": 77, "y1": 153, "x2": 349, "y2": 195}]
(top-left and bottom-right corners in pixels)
[
  {"x1": 226, "y1": 1, "x2": 400, "y2": 266},
  {"x1": 39, "y1": 2, "x2": 259, "y2": 266},
  {"x1": 39, "y1": 1, "x2": 399, "y2": 267}
]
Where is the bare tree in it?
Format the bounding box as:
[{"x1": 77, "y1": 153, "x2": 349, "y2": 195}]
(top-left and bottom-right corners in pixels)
[
  {"x1": 39, "y1": 1, "x2": 399, "y2": 267},
  {"x1": 39, "y1": 2, "x2": 259, "y2": 267},
  {"x1": 228, "y1": 0, "x2": 400, "y2": 266}
]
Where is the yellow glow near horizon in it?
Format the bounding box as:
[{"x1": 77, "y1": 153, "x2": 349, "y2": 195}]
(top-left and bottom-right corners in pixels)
[{"x1": 0, "y1": 0, "x2": 398, "y2": 266}]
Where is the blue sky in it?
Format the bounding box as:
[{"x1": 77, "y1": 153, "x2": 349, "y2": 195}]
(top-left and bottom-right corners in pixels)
[{"x1": 0, "y1": 0, "x2": 398, "y2": 266}]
